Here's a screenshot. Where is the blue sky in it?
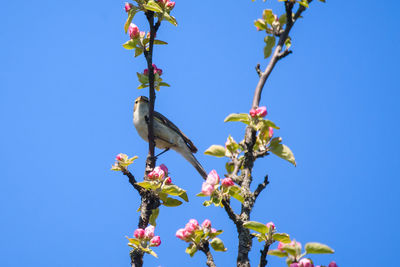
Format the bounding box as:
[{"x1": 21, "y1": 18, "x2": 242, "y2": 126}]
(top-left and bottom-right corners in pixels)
[{"x1": 1, "y1": 0, "x2": 399, "y2": 266}]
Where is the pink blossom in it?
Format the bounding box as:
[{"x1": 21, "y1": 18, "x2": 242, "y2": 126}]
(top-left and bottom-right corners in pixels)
[
  {"x1": 211, "y1": 228, "x2": 217, "y2": 234},
  {"x1": 152, "y1": 64, "x2": 163, "y2": 76},
  {"x1": 116, "y1": 153, "x2": 124, "y2": 161},
  {"x1": 202, "y1": 219, "x2": 212, "y2": 229},
  {"x1": 143, "y1": 69, "x2": 149, "y2": 75},
  {"x1": 166, "y1": 1, "x2": 175, "y2": 9},
  {"x1": 221, "y1": 177, "x2": 234, "y2": 187},
  {"x1": 148, "y1": 166, "x2": 165, "y2": 180},
  {"x1": 165, "y1": 177, "x2": 172, "y2": 184},
  {"x1": 250, "y1": 108, "x2": 257, "y2": 117},
  {"x1": 185, "y1": 222, "x2": 197, "y2": 234},
  {"x1": 256, "y1": 106, "x2": 267, "y2": 117},
  {"x1": 176, "y1": 228, "x2": 186, "y2": 240},
  {"x1": 124, "y1": 2, "x2": 133, "y2": 12},
  {"x1": 277, "y1": 242, "x2": 285, "y2": 251},
  {"x1": 298, "y1": 258, "x2": 313, "y2": 267},
  {"x1": 150, "y1": 236, "x2": 161, "y2": 247},
  {"x1": 188, "y1": 219, "x2": 199, "y2": 228},
  {"x1": 159, "y1": 164, "x2": 168, "y2": 175},
  {"x1": 201, "y1": 182, "x2": 214, "y2": 196},
  {"x1": 144, "y1": 225, "x2": 155, "y2": 239},
  {"x1": 290, "y1": 264, "x2": 299, "y2": 267},
  {"x1": 128, "y1": 23, "x2": 139, "y2": 39},
  {"x1": 266, "y1": 221, "x2": 275, "y2": 230},
  {"x1": 134, "y1": 228, "x2": 145, "y2": 239},
  {"x1": 328, "y1": 262, "x2": 338, "y2": 267},
  {"x1": 206, "y1": 170, "x2": 220, "y2": 185},
  {"x1": 268, "y1": 127, "x2": 274, "y2": 138}
]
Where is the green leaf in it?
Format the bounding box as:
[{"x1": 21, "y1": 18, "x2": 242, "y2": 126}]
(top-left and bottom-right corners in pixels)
[
  {"x1": 318, "y1": 0, "x2": 326, "y2": 2},
  {"x1": 163, "y1": 12, "x2": 178, "y2": 26},
  {"x1": 179, "y1": 192, "x2": 189, "y2": 202},
  {"x1": 149, "y1": 208, "x2": 159, "y2": 226},
  {"x1": 262, "y1": 9, "x2": 275, "y2": 25},
  {"x1": 148, "y1": 249, "x2": 158, "y2": 258},
  {"x1": 268, "y1": 249, "x2": 288, "y2": 258},
  {"x1": 285, "y1": 37, "x2": 292, "y2": 49},
  {"x1": 136, "y1": 181, "x2": 159, "y2": 190},
  {"x1": 137, "y1": 84, "x2": 149, "y2": 89},
  {"x1": 135, "y1": 48, "x2": 143, "y2": 57},
  {"x1": 257, "y1": 119, "x2": 280, "y2": 130},
  {"x1": 269, "y1": 143, "x2": 296, "y2": 166},
  {"x1": 124, "y1": 9, "x2": 138, "y2": 33},
  {"x1": 264, "y1": 35, "x2": 276, "y2": 59},
  {"x1": 228, "y1": 187, "x2": 244, "y2": 203},
  {"x1": 203, "y1": 200, "x2": 212, "y2": 207},
  {"x1": 254, "y1": 19, "x2": 267, "y2": 31},
  {"x1": 126, "y1": 237, "x2": 140, "y2": 246},
  {"x1": 196, "y1": 192, "x2": 207, "y2": 197},
  {"x1": 279, "y1": 14, "x2": 287, "y2": 26},
  {"x1": 186, "y1": 243, "x2": 198, "y2": 257},
  {"x1": 243, "y1": 221, "x2": 268, "y2": 234},
  {"x1": 158, "y1": 82, "x2": 170, "y2": 87},
  {"x1": 162, "y1": 197, "x2": 183, "y2": 207},
  {"x1": 298, "y1": 0, "x2": 309, "y2": 8},
  {"x1": 154, "y1": 40, "x2": 168, "y2": 45},
  {"x1": 224, "y1": 113, "x2": 250, "y2": 124},
  {"x1": 305, "y1": 242, "x2": 335, "y2": 254},
  {"x1": 212, "y1": 194, "x2": 222, "y2": 206},
  {"x1": 225, "y1": 162, "x2": 234, "y2": 174},
  {"x1": 272, "y1": 233, "x2": 291, "y2": 243},
  {"x1": 137, "y1": 72, "x2": 149, "y2": 84},
  {"x1": 210, "y1": 238, "x2": 227, "y2": 252},
  {"x1": 144, "y1": 0, "x2": 163, "y2": 13},
  {"x1": 161, "y1": 184, "x2": 188, "y2": 202},
  {"x1": 254, "y1": 233, "x2": 267, "y2": 242},
  {"x1": 204, "y1": 145, "x2": 226, "y2": 158},
  {"x1": 122, "y1": 39, "x2": 137, "y2": 50}
]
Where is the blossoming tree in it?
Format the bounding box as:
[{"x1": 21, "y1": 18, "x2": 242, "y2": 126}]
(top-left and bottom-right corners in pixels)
[{"x1": 112, "y1": 0, "x2": 337, "y2": 266}]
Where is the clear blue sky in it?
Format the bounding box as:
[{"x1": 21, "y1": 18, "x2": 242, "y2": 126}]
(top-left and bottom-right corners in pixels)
[{"x1": 1, "y1": 1, "x2": 399, "y2": 266}]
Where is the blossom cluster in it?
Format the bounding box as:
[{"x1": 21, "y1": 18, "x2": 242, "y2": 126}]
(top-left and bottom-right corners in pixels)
[
  {"x1": 290, "y1": 259, "x2": 338, "y2": 267},
  {"x1": 201, "y1": 170, "x2": 234, "y2": 196},
  {"x1": 144, "y1": 64, "x2": 163, "y2": 76},
  {"x1": 147, "y1": 164, "x2": 171, "y2": 184},
  {"x1": 156, "y1": 0, "x2": 176, "y2": 9},
  {"x1": 250, "y1": 106, "x2": 267, "y2": 118},
  {"x1": 131, "y1": 225, "x2": 161, "y2": 247},
  {"x1": 176, "y1": 219, "x2": 216, "y2": 242}
]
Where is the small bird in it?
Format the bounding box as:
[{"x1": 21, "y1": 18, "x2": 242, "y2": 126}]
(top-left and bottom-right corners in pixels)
[{"x1": 133, "y1": 96, "x2": 207, "y2": 179}]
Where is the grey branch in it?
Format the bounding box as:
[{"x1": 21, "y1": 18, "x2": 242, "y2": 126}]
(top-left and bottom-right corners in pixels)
[
  {"x1": 254, "y1": 175, "x2": 269, "y2": 201},
  {"x1": 199, "y1": 240, "x2": 217, "y2": 267}
]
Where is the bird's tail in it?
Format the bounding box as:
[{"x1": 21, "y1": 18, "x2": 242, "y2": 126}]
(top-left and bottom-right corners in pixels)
[{"x1": 175, "y1": 147, "x2": 208, "y2": 180}]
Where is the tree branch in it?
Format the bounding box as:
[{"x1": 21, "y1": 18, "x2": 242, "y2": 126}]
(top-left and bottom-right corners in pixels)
[
  {"x1": 222, "y1": 198, "x2": 241, "y2": 227},
  {"x1": 120, "y1": 166, "x2": 143, "y2": 194},
  {"x1": 259, "y1": 242, "x2": 271, "y2": 267},
  {"x1": 251, "y1": 1, "x2": 312, "y2": 109},
  {"x1": 253, "y1": 175, "x2": 269, "y2": 201},
  {"x1": 199, "y1": 241, "x2": 217, "y2": 267}
]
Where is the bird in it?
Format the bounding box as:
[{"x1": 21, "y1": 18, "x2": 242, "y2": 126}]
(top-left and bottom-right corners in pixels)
[{"x1": 133, "y1": 96, "x2": 207, "y2": 179}]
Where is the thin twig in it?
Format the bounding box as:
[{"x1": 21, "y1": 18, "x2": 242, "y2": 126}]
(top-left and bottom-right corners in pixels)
[
  {"x1": 259, "y1": 242, "x2": 271, "y2": 267},
  {"x1": 222, "y1": 198, "x2": 241, "y2": 227},
  {"x1": 120, "y1": 166, "x2": 143, "y2": 193},
  {"x1": 254, "y1": 175, "x2": 269, "y2": 200},
  {"x1": 255, "y1": 64, "x2": 262, "y2": 77}
]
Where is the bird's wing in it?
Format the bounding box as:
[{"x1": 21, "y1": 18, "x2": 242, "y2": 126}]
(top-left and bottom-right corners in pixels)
[{"x1": 153, "y1": 111, "x2": 198, "y2": 153}]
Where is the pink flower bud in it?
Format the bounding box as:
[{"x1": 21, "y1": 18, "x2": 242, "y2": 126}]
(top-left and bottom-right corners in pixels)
[
  {"x1": 124, "y1": 2, "x2": 133, "y2": 12},
  {"x1": 328, "y1": 262, "x2": 338, "y2": 267},
  {"x1": 150, "y1": 236, "x2": 161, "y2": 247},
  {"x1": 156, "y1": 68, "x2": 163, "y2": 75},
  {"x1": 143, "y1": 69, "x2": 149, "y2": 76},
  {"x1": 188, "y1": 219, "x2": 199, "y2": 228},
  {"x1": 166, "y1": 1, "x2": 175, "y2": 9},
  {"x1": 148, "y1": 166, "x2": 164, "y2": 180},
  {"x1": 256, "y1": 106, "x2": 267, "y2": 117},
  {"x1": 185, "y1": 222, "x2": 197, "y2": 234},
  {"x1": 211, "y1": 228, "x2": 217, "y2": 234},
  {"x1": 134, "y1": 228, "x2": 145, "y2": 239},
  {"x1": 201, "y1": 182, "x2": 214, "y2": 196},
  {"x1": 266, "y1": 221, "x2": 275, "y2": 230},
  {"x1": 290, "y1": 264, "x2": 299, "y2": 267},
  {"x1": 116, "y1": 153, "x2": 124, "y2": 161},
  {"x1": 249, "y1": 108, "x2": 257, "y2": 117},
  {"x1": 298, "y1": 258, "x2": 313, "y2": 267},
  {"x1": 159, "y1": 164, "x2": 168, "y2": 175},
  {"x1": 268, "y1": 127, "x2": 274, "y2": 138},
  {"x1": 221, "y1": 177, "x2": 234, "y2": 187},
  {"x1": 206, "y1": 170, "x2": 220, "y2": 185},
  {"x1": 144, "y1": 225, "x2": 155, "y2": 239},
  {"x1": 165, "y1": 177, "x2": 172, "y2": 184},
  {"x1": 128, "y1": 23, "x2": 139, "y2": 39},
  {"x1": 176, "y1": 228, "x2": 186, "y2": 240},
  {"x1": 278, "y1": 242, "x2": 285, "y2": 251},
  {"x1": 202, "y1": 219, "x2": 212, "y2": 229}
]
